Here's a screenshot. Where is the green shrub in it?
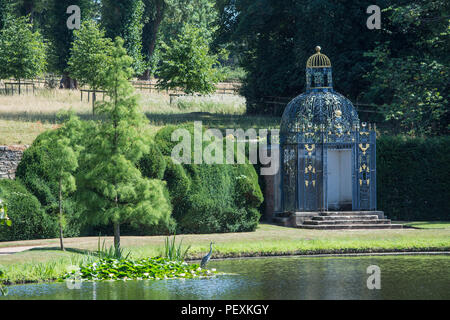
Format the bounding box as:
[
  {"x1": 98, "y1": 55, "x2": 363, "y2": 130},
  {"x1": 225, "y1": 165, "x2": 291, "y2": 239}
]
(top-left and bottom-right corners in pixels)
[
  {"x1": 377, "y1": 136, "x2": 450, "y2": 221},
  {"x1": 146, "y1": 124, "x2": 263, "y2": 234},
  {"x1": 15, "y1": 130, "x2": 82, "y2": 238},
  {"x1": 0, "y1": 179, "x2": 58, "y2": 241},
  {"x1": 138, "y1": 141, "x2": 167, "y2": 180}
]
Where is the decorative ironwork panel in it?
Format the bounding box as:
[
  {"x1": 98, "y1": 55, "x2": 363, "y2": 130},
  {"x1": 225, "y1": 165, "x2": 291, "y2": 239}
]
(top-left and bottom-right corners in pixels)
[
  {"x1": 282, "y1": 144, "x2": 297, "y2": 212},
  {"x1": 355, "y1": 125, "x2": 377, "y2": 210},
  {"x1": 298, "y1": 142, "x2": 324, "y2": 211}
]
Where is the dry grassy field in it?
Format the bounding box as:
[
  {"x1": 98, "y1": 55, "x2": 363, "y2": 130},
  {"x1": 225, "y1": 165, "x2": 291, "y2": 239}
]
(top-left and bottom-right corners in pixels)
[{"x1": 0, "y1": 88, "x2": 280, "y2": 145}]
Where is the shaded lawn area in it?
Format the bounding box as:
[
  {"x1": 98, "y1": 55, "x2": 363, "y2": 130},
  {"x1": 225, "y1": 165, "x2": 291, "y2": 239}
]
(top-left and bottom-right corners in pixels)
[
  {"x1": 0, "y1": 223, "x2": 449, "y2": 284},
  {"x1": 400, "y1": 221, "x2": 450, "y2": 229}
]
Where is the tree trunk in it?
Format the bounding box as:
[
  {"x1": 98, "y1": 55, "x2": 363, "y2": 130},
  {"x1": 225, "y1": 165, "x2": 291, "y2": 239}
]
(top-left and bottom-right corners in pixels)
[
  {"x1": 139, "y1": 69, "x2": 151, "y2": 81},
  {"x1": 18, "y1": 79, "x2": 21, "y2": 95},
  {"x1": 92, "y1": 90, "x2": 96, "y2": 115},
  {"x1": 141, "y1": 0, "x2": 165, "y2": 79},
  {"x1": 59, "y1": 179, "x2": 65, "y2": 251},
  {"x1": 60, "y1": 74, "x2": 78, "y2": 89},
  {"x1": 113, "y1": 222, "x2": 120, "y2": 251}
]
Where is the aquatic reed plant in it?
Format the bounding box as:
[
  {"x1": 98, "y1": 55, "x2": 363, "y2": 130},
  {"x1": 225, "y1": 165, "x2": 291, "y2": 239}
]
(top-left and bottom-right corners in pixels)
[{"x1": 164, "y1": 235, "x2": 191, "y2": 262}]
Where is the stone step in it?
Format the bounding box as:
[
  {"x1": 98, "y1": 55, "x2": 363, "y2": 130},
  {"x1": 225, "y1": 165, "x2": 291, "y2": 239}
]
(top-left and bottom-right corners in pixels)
[
  {"x1": 320, "y1": 211, "x2": 385, "y2": 219},
  {"x1": 320, "y1": 211, "x2": 384, "y2": 216},
  {"x1": 313, "y1": 215, "x2": 379, "y2": 221},
  {"x1": 298, "y1": 224, "x2": 403, "y2": 230},
  {"x1": 304, "y1": 219, "x2": 391, "y2": 225}
]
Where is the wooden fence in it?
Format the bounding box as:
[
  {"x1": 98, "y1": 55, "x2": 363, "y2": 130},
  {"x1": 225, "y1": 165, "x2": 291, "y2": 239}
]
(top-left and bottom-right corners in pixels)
[{"x1": 0, "y1": 77, "x2": 242, "y2": 96}]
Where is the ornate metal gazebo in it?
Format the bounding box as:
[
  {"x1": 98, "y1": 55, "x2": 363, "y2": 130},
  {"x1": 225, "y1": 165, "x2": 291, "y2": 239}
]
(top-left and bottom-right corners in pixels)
[{"x1": 279, "y1": 47, "x2": 377, "y2": 214}]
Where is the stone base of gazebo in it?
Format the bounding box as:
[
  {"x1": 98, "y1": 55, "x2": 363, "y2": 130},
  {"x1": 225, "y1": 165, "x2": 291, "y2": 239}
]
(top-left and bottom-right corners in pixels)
[{"x1": 273, "y1": 211, "x2": 403, "y2": 229}]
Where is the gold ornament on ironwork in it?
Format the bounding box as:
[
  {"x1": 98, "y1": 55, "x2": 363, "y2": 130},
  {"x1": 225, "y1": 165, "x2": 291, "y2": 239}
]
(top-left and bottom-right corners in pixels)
[
  {"x1": 306, "y1": 46, "x2": 332, "y2": 68},
  {"x1": 305, "y1": 144, "x2": 315, "y2": 156},
  {"x1": 359, "y1": 144, "x2": 370, "y2": 155}
]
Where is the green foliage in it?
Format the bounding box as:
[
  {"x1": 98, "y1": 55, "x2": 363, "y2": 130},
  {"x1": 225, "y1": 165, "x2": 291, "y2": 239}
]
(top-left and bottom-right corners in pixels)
[
  {"x1": 219, "y1": 66, "x2": 247, "y2": 82},
  {"x1": 141, "y1": 0, "x2": 219, "y2": 76},
  {"x1": 45, "y1": 0, "x2": 96, "y2": 75},
  {"x1": 220, "y1": 0, "x2": 448, "y2": 136},
  {"x1": 377, "y1": 136, "x2": 450, "y2": 221},
  {"x1": 219, "y1": 0, "x2": 389, "y2": 115},
  {"x1": 363, "y1": 1, "x2": 449, "y2": 136},
  {"x1": 101, "y1": 0, "x2": 146, "y2": 74},
  {"x1": 0, "y1": 179, "x2": 57, "y2": 241},
  {"x1": 0, "y1": 267, "x2": 6, "y2": 296},
  {"x1": 157, "y1": 24, "x2": 224, "y2": 94},
  {"x1": 0, "y1": 198, "x2": 11, "y2": 227},
  {"x1": 138, "y1": 141, "x2": 167, "y2": 180},
  {"x1": 37, "y1": 112, "x2": 83, "y2": 249},
  {"x1": 144, "y1": 123, "x2": 263, "y2": 234},
  {"x1": 0, "y1": 0, "x2": 13, "y2": 30},
  {"x1": 15, "y1": 115, "x2": 88, "y2": 238},
  {"x1": 76, "y1": 38, "x2": 172, "y2": 247},
  {"x1": 67, "y1": 20, "x2": 114, "y2": 92},
  {"x1": 164, "y1": 234, "x2": 191, "y2": 261},
  {"x1": 0, "y1": 15, "x2": 46, "y2": 81},
  {"x1": 61, "y1": 257, "x2": 217, "y2": 281}
]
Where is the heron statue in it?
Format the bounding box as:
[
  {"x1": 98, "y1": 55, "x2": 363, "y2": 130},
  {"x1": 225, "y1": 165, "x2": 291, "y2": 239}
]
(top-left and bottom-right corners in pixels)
[{"x1": 201, "y1": 242, "x2": 214, "y2": 269}]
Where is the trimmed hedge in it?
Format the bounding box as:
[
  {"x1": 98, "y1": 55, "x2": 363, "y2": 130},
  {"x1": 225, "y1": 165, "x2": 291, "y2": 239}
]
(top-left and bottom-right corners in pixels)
[
  {"x1": 0, "y1": 179, "x2": 58, "y2": 241},
  {"x1": 144, "y1": 124, "x2": 264, "y2": 234},
  {"x1": 377, "y1": 136, "x2": 450, "y2": 221}
]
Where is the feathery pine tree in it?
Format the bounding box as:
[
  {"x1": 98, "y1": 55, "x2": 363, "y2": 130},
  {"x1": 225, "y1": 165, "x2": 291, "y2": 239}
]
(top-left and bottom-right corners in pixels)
[
  {"x1": 39, "y1": 113, "x2": 83, "y2": 251},
  {"x1": 78, "y1": 38, "x2": 171, "y2": 251}
]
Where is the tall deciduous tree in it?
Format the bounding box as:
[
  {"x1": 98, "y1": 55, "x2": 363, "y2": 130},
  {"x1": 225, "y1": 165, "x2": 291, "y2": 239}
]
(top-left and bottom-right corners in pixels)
[
  {"x1": 67, "y1": 20, "x2": 113, "y2": 114},
  {"x1": 140, "y1": 0, "x2": 219, "y2": 78},
  {"x1": 0, "y1": 16, "x2": 46, "y2": 93},
  {"x1": 77, "y1": 38, "x2": 171, "y2": 250},
  {"x1": 157, "y1": 24, "x2": 223, "y2": 94},
  {"x1": 141, "y1": 0, "x2": 167, "y2": 79},
  {"x1": 363, "y1": 0, "x2": 449, "y2": 136},
  {"x1": 46, "y1": 0, "x2": 96, "y2": 88},
  {"x1": 101, "y1": 0, "x2": 146, "y2": 75}
]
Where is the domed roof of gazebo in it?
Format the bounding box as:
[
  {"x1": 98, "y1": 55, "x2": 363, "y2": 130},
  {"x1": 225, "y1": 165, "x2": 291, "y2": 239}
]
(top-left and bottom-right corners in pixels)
[{"x1": 280, "y1": 46, "x2": 360, "y2": 134}]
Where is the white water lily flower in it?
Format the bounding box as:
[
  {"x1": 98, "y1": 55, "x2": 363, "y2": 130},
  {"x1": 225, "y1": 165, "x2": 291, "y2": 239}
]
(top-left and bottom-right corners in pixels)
[
  {"x1": 197, "y1": 267, "x2": 202, "y2": 271},
  {"x1": 143, "y1": 273, "x2": 149, "y2": 277},
  {"x1": 211, "y1": 268, "x2": 216, "y2": 272},
  {"x1": 179, "y1": 273, "x2": 186, "y2": 277}
]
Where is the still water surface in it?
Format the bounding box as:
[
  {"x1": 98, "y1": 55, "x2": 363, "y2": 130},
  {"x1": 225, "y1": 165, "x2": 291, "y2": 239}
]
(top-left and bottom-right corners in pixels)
[{"x1": 2, "y1": 255, "x2": 449, "y2": 300}]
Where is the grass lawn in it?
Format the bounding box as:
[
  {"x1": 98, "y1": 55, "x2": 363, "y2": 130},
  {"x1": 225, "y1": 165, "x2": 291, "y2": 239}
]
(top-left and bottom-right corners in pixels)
[
  {"x1": 401, "y1": 221, "x2": 450, "y2": 229},
  {"x1": 0, "y1": 223, "x2": 449, "y2": 285}
]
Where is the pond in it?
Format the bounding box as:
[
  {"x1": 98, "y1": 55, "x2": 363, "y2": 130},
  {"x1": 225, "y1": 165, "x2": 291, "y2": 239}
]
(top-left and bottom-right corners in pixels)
[{"x1": 2, "y1": 255, "x2": 449, "y2": 300}]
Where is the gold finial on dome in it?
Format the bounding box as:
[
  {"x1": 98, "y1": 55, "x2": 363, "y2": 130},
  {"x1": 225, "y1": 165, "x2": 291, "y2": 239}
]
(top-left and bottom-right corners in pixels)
[{"x1": 307, "y1": 46, "x2": 331, "y2": 68}]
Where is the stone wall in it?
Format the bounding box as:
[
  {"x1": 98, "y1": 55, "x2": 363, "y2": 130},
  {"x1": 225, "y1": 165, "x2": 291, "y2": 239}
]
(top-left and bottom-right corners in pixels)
[{"x1": 0, "y1": 145, "x2": 27, "y2": 179}]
